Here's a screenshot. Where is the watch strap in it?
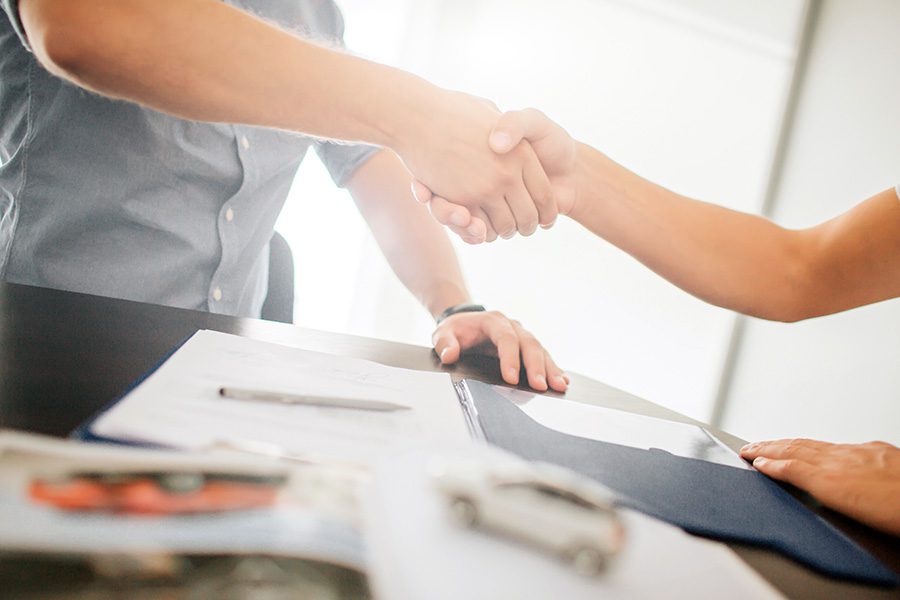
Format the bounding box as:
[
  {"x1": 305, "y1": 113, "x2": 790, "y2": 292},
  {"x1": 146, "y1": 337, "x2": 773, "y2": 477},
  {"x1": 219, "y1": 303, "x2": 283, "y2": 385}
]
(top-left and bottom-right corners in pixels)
[{"x1": 436, "y1": 303, "x2": 486, "y2": 324}]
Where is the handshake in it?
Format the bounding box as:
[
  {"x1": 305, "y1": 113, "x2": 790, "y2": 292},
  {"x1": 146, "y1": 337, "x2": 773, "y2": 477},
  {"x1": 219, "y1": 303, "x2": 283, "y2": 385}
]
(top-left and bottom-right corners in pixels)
[{"x1": 389, "y1": 90, "x2": 580, "y2": 245}]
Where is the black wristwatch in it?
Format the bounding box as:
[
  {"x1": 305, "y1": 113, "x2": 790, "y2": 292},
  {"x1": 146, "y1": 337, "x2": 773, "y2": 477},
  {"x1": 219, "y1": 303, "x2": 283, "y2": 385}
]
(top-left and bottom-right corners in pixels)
[{"x1": 436, "y1": 303, "x2": 486, "y2": 324}]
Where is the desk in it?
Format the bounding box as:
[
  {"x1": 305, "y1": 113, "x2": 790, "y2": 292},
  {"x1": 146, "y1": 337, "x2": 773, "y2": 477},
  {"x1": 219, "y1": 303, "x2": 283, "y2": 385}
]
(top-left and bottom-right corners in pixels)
[{"x1": 1, "y1": 282, "x2": 897, "y2": 599}]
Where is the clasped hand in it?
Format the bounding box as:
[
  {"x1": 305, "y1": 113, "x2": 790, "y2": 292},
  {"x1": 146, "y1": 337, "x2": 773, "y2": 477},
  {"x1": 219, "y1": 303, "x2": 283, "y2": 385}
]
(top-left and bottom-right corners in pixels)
[{"x1": 408, "y1": 106, "x2": 578, "y2": 243}]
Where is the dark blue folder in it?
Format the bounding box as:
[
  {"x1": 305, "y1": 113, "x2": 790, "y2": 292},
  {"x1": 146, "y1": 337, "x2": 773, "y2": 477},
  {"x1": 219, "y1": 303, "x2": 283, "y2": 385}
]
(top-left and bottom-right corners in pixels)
[
  {"x1": 71, "y1": 335, "x2": 193, "y2": 446},
  {"x1": 461, "y1": 379, "x2": 898, "y2": 587}
]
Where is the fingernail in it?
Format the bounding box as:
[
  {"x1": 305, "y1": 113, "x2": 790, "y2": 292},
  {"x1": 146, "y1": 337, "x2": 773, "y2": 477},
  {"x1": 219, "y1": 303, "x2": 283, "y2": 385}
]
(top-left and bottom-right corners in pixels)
[
  {"x1": 506, "y1": 367, "x2": 519, "y2": 382},
  {"x1": 534, "y1": 374, "x2": 547, "y2": 388},
  {"x1": 551, "y1": 374, "x2": 566, "y2": 388},
  {"x1": 753, "y1": 457, "x2": 767, "y2": 466},
  {"x1": 467, "y1": 224, "x2": 482, "y2": 237},
  {"x1": 451, "y1": 211, "x2": 468, "y2": 227},
  {"x1": 540, "y1": 218, "x2": 557, "y2": 230},
  {"x1": 501, "y1": 231, "x2": 516, "y2": 240},
  {"x1": 490, "y1": 131, "x2": 512, "y2": 151},
  {"x1": 440, "y1": 348, "x2": 449, "y2": 361},
  {"x1": 740, "y1": 444, "x2": 751, "y2": 453}
]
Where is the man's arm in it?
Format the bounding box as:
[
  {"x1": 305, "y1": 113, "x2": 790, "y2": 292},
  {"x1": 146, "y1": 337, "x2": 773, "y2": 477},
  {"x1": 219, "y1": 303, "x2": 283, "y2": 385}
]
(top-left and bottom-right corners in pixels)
[
  {"x1": 17, "y1": 0, "x2": 556, "y2": 237},
  {"x1": 346, "y1": 150, "x2": 568, "y2": 392},
  {"x1": 422, "y1": 110, "x2": 900, "y2": 322}
]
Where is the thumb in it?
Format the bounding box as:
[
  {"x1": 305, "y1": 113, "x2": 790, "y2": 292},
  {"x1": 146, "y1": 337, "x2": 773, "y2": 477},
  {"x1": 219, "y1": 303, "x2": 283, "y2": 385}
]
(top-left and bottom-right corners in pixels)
[
  {"x1": 489, "y1": 108, "x2": 548, "y2": 154},
  {"x1": 411, "y1": 180, "x2": 435, "y2": 204},
  {"x1": 432, "y1": 328, "x2": 462, "y2": 364}
]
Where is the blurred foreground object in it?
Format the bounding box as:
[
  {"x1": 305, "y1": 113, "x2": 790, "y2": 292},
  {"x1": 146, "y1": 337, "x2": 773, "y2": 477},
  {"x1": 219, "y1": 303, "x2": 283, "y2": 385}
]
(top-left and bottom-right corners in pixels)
[
  {"x1": 431, "y1": 456, "x2": 625, "y2": 575},
  {"x1": 29, "y1": 470, "x2": 286, "y2": 515}
]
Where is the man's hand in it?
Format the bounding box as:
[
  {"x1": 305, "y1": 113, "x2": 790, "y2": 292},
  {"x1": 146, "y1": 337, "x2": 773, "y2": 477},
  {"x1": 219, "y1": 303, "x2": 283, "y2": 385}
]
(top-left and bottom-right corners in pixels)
[
  {"x1": 432, "y1": 311, "x2": 568, "y2": 393},
  {"x1": 413, "y1": 108, "x2": 578, "y2": 243},
  {"x1": 740, "y1": 439, "x2": 900, "y2": 536},
  {"x1": 395, "y1": 94, "x2": 559, "y2": 242}
]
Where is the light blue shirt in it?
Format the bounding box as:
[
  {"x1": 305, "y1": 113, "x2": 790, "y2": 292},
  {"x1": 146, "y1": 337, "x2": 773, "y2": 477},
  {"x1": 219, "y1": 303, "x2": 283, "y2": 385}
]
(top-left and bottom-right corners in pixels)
[{"x1": 0, "y1": 0, "x2": 377, "y2": 317}]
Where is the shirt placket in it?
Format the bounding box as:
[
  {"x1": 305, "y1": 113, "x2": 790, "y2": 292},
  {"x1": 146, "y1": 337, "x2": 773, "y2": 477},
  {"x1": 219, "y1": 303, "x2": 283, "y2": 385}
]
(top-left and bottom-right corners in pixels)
[{"x1": 208, "y1": 126, "x2": 256, "y2": 314}]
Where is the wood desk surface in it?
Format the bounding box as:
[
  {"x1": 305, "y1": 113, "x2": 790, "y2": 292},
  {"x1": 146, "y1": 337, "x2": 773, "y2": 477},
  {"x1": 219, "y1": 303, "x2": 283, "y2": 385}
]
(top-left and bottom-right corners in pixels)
[{"x1": 1, "y1": 282, "x2": 897, "y2": 599}]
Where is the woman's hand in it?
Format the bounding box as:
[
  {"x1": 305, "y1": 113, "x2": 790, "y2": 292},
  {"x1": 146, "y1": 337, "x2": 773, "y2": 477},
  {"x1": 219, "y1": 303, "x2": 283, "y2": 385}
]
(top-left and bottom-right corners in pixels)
[{"x1": 741, "y1": 438, "x2": 900, "y2": 536}]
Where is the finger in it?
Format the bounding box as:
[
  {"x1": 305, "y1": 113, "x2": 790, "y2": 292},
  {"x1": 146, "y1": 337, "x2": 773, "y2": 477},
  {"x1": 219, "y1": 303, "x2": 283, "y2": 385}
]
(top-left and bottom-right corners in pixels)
[
  {"x1": 483, "y1": 196, "x2": 518, "y2": 240},
  {"x1": 752, "y1": 457, "x2": 817, "y2": 491},
  {"x1": 431, "y1": 327, "x2": 462, "y2": 365},
  {"x1": 483, "y1": 318, "x2": 521, "y2": 385},
  {"x1": 512, "y1": 322, "x2": 547, "y2": 391},
  {"x1": 471, "y1": 207, "x2": 497, "y2": 243},
  {"x1": 740, "y1": 438, "x2": 833, "y2": 458},
  {"x1": 427, "y1": 196, "x2": 486, "y2": 244},
  {"x1": 740, "y1": 440, "x2": 825, "y2": 464},
  {"x1": 428, "y1": 195, "x2": 474, "y2": 229},
  {"x1": 411, "y1": 180, "x2": 434, "y2": 204},
  {"x1": 504, "y1": 177, "x2": 540, "y2": 237},
  {"x1": 489, "y1": 108, "x2": 552, "y2": 154},
  {"x1": 520, "y1": 144, "x2": 557, "y2": 228},
  {"x1": 543, "y1": 353, "x2": 568, "y2": 393},
  {"x1": 489, "y1": 111, "x2": 530, "y2": 153}
]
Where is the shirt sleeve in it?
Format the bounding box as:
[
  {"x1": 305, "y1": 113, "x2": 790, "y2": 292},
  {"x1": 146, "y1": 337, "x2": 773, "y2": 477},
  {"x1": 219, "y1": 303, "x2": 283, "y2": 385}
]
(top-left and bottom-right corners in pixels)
[
  {"x1": 2, "y1": 0, "x2": 30, "y2": 50},
  {"x1": 304, "y1": 1, "x2": 380, "y2": 187},
  {"x1": 314, "y1": 140, "x2": 380, "y2": 188}
]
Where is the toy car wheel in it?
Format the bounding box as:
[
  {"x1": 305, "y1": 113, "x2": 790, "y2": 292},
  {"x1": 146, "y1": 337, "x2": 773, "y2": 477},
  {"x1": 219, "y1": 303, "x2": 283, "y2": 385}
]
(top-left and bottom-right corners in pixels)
[
  {"x1": 450, "y1": 497, "x2": 478, "y2": 527},
  {"x1": 570, "y1": 546, "x2": 606, "y2": 576}
]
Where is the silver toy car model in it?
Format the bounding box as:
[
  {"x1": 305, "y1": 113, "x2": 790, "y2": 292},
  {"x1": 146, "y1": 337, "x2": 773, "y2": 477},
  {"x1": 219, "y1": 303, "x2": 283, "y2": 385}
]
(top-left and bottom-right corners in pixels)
[{"x1": 430, "y1": 456, "x2": 626, "y2": 575}]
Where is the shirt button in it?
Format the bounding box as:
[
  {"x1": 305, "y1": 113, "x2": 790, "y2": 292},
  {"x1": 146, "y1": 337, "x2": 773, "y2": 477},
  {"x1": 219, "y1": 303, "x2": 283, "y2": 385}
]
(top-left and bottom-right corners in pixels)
[
  {"x1": 212, "y1": 287, "x2": 223, "y2": 302},
  {"x1": 225, "y1": 208, "x2": 235, "y2": 222},
  {"x1": 240, "y1": 136, "x2": 250, "y2": 150}
]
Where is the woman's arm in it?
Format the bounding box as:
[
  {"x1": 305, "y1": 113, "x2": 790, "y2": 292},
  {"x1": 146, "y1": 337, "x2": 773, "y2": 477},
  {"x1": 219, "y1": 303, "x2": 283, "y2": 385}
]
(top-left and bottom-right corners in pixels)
[
  {"x1": 570, "y1": 145, "x2": 900, "y2": 321},
  {"x1": 421, "y1": 109, "x2": 900, "y2": 321}
]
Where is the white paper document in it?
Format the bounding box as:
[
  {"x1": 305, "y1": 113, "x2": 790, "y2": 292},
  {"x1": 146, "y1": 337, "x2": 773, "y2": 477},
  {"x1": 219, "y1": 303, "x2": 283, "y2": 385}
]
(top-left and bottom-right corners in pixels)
[{"x1": 90, "y1": 330, "x2": 470, "y2": 466}]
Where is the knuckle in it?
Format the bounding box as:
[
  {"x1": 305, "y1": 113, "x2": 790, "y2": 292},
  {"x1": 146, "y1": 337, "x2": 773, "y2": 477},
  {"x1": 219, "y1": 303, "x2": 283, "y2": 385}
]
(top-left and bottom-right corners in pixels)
[
  {"x1": 483, "y1": 312, "x2": 505, "y2": 327},
  {"x1": 784, "y1": 441, "x2": 803, "y2": 455},
  {"x1": 865, "y1": 440, "x2": 891, "y2": 449},
  {"x1": 500, "y1": 168, "x2": 519, "y2": 188},
  {"x1": 536, "y1": 191, "x2": 555, "y2": 210},
  {"x1": 778, "y1": 460, "x2": 795, "y2": 474},
  {"x1": 498, "y1": 333, "x2": 518, "y2": 346}
]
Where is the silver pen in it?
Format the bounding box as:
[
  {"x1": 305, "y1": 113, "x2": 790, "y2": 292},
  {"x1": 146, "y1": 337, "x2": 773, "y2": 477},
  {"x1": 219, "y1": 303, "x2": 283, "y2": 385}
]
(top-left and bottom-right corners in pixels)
[{"x1": 218, "y1": 386, "x2": 410, "y2": 412}]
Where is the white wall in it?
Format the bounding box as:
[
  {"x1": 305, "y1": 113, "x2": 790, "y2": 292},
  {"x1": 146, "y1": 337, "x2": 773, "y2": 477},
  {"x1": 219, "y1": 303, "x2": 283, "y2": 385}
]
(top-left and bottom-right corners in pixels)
[
  {"x1": 720, "y1": 0, "x2": 900, "y2": 445},
  {"x1": 277, "y1": 0, "x2": 807, "y2": 422}
]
